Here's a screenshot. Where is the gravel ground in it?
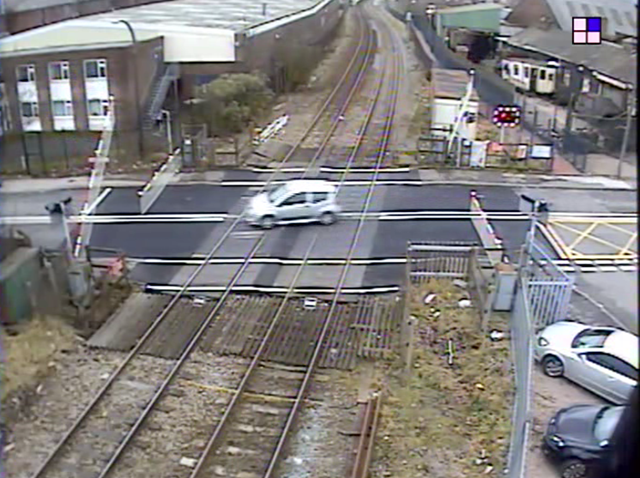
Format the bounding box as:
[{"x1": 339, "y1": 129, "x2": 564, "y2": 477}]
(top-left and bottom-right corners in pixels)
[
  {"x1": 277, "y1": 368, "x2": 365, "y2": 478},
  {"x1": 5, "y1": 346, "x2": 124, "y2": 477},
  {"x1": 108, "y1": 352, "x2": 250, "y2": 478},
  {"x1": 525, "y1": 366, "x2": 607, "y2": 478},
  {"x1": 260, "y1": 8, "x2": 362, "y2": 152}
]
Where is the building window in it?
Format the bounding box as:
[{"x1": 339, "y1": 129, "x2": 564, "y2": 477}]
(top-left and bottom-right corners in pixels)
[
  {"x1": 84, "y1": 59, "x2": 108, "y2": 79},
  {"x1": 513, "y1": 64, "x2": 519, "y2": 75},
  {"x1": 563, "y1": 70, "x2": 571, "y2": 86},
  {"x1": 52, "y1": 100, "x2": 73, "y2": 117},
  {"x1": 582, "y1": 78, "x2": 591, "y2": 93},
  {"x1": 87, "y1": 99, "x2": 110, "y2": 117},
  {"x1": 49, "y1": 61, "x2": 70, "y2": 81},
  {"x1": 20, "y1": 102, "x2": 39, "y2": 118},
  {"x1": 524, "y1": 66, "x2": 530, "y2": 78},
  {"x1": 17, "y1": 64, "x2": 36, "y2": 82},
  {"x1": 540, "y1": 70, "x2": 547, "y2": 80},
  {"x1": 548, "y1": 72, "x2": 554, "y2": 82}
]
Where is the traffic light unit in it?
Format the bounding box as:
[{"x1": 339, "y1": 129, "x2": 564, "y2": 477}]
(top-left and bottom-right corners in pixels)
[{"x1": 492, "y1": 105, "x2": 521, "y2": 127}]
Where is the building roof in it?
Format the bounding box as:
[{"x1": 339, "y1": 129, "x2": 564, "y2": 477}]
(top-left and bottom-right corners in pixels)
[
  {"x1": 86, "y1": 0, "x2": 319, "y2": 34},
  {"x1": 437, "y1": 2, "x2": 504, "y2": 33},
  {"x1": 513, "y1": 0, "x2": 638, "y2": 38},
  {"x1": 431, "y1": 68, "x2": 480, "y2": 101},
  {"x1": 0, "y1": 0, "x2": 330, "y2": 61},
  {"x1": 504, "y1": 27, "x2": 637, "y2": 87}
]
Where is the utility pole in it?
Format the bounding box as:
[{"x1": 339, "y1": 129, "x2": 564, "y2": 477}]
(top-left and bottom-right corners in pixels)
[{"x1": 617, "y1": 92, "x2": 634, "y2": 178}]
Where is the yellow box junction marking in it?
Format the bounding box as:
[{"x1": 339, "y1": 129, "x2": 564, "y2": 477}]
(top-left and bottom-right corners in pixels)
[{"x1": 544, "y1": 217, "x2": 638, "y2": 261}]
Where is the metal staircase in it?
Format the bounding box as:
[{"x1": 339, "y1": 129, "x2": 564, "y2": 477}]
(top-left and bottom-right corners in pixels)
[{"x1": 142, "y1": 63, "x2": 180, "y2": 129}]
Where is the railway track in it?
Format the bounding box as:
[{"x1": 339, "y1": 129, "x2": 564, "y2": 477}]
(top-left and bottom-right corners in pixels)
[
  {"x1": 28, "y1": 6, "x2": 386, "y2": 478},
  {"x1": 183, "y1": 10, "x2": 403, "y2": 478}
]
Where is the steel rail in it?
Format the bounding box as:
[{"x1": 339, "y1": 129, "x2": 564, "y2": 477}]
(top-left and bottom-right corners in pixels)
[
  {"x1": 94, "y1": 235, "x2": 266, "y2": 478},
  {"x1": 301, "y1": 25, "x2": 378, "y2": 177},
  {"x1": 29, "y1": 9, "x2": 375, "y2": 478},
  {"x1": 263, "y1": 12, "x2": 402, "y2": 478},
  {"x1": 188, "y1": 235, "x2": 318, "y2": 477},
  {"x1": 186, "y1": 22, "x2": 388, "y2": 478},
  {"x1": 279, "y1": 8, "x2": 369, "y2": 164}
]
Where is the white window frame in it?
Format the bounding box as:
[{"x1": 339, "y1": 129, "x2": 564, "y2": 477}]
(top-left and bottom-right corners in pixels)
[
  {"x1": 17, "y1": 64, "x2": 36, "y2": 83},
  {"x1": 582, "y1": 77, "x2": 591, "y2": 93},
  {"x1": 20, "y1": 101, "x2": 39, "y2": 118},
  {"x1": 87, "y1": 99, "x2": 110, "y2": 117},
  {"x1": 84, "y1": 59, "x2": 108, "y2": 79},
  {"x1": 49, "y1": 61, "x2": 70, "y2": 81},
  {"x1": 563, "y1": 70, "x2": 571, "y2": 86},
  {"x1": 52, "y1": 100, "x2": 74, "y2": 117}
]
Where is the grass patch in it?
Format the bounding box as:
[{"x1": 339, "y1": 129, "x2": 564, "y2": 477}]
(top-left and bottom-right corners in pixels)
[
  {"x1": 373, "y1": 279, "x2": 513, "y2": 478},
  {"x1": 1, "y1": 315, "x2": 77, "y2": 404}
]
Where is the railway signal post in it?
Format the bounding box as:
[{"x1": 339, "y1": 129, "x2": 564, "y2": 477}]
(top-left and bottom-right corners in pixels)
[{"x1": 492, "y1": 105, "x2": 521, "y2": 144}]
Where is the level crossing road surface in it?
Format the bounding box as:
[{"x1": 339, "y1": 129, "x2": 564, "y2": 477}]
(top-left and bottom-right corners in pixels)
[{"x1": 84, "y1": 180, "x2": 634, "y2": 291}]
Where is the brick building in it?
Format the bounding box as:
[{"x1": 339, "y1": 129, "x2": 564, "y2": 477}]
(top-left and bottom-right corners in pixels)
[{"x1": 0, "y1": 0, "x2": 346, "y2": 171}]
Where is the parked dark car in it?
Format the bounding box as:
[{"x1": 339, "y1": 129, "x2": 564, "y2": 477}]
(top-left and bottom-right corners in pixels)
[{"x1": 543, "y1": 404, "x2": 625, "y2": 478}]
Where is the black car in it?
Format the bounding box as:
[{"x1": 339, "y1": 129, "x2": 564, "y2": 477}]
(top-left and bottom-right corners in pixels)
[{"x1": 543, "y1": 404, "x2": 625, "y2": 478}]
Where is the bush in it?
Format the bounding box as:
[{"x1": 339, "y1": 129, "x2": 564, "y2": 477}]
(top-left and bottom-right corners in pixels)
[{"x1": 195, "y1": 73, "x2": 274, "y2": 137}]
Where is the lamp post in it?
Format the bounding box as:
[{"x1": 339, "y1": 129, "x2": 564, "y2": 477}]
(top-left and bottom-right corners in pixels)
[
  {"x1": 617, "y1": 90, "x2": 634, "y2": 179},
  {"x1": 114, "y1": 19, "x2": 144, "y2": 161}
]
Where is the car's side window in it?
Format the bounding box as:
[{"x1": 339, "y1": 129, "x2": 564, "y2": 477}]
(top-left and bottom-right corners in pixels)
[
  {"x1": 280, "y1": 193, "x2": 307, "y2": 206},
  {"x1": 584, "y1": 353, "x2": 638, "y2": 380},
  {"x1": 312, "y1": 192, "x2": 329, "y2": 203}
]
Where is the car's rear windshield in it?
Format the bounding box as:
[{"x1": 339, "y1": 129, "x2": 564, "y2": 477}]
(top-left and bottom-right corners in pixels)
[
  {"x1": 572, "y1": 329, "x2": 614, "y2": 349},
  {"x1": 593, "y1": 406, "x2": 624, "y2": 441}
]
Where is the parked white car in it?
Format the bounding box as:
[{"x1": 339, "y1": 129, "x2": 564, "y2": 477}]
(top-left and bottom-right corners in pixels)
[
  {"x1": 534, "y1": 321, "x2": 638, "y2": 404},
  {"x1": 244, "y1": 180, "x2": 341, "y2": 229}
]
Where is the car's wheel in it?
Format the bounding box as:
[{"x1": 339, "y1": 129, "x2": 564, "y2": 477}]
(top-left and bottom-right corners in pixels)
[
  {"x1": 560, "y1": 459, "x2": 590, "y2": 478},
  {"x1": 542, "y1": 355, "x2": 564, "y2": 377},
  {"x1": 319, "y1": 211, "x2": 336, "y2": 225},
  {"x1": 260, "y1": 215, "x2": 275, "y2": 229}
]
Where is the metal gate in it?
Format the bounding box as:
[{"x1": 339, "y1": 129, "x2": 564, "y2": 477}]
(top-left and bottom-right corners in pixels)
[{"x1": 523, "y1": 239, "x2": 575, "y2": 332}]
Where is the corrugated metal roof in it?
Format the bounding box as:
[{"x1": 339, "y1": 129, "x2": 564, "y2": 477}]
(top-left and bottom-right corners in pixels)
[
  {"x1": 546, "y1": 0, "x2": 637, "y2": 38},
  {"x1": 504, "y1": 27, "x2": 637, "y2": 86}
]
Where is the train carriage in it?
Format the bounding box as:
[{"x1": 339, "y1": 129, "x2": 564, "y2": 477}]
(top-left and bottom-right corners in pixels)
[{"x1": 500, "y1": 57, "x2": 558, "y2": 96}]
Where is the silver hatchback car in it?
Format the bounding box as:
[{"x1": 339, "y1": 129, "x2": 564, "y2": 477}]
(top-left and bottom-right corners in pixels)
[
  {"x1": 244, "y1": 180, "x2": 341, "y2": 229},
  {"x1": 534, "y1": 321, "x2": 638, "y2": 404}
]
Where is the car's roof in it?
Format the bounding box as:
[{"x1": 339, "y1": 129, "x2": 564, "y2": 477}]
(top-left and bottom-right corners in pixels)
[
  {"x1": 282, "y1": 180, "x2": 335, "y2": 193},
  {"x1": 604, "y1": 330, "x2": 639, "y2": 368}
]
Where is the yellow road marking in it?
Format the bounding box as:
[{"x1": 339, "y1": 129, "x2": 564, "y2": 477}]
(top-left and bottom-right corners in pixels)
[
  {"x1": 600, "y1": 221, "x2": 638, "y2": 237},
  {"x1": 538, "y1": 222, "x2": 572, "y2": 258},
  {"x1": 617, "y1": 232, "x2": 638, "y2": 258},
  {"x1": 568, "y1": 222, "x2": 599, "y2": 250},
  {"x1": 549, "y1": 221, "x2": 637, "y2": 259}
]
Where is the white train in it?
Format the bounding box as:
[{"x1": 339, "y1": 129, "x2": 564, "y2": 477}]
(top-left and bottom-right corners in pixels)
[{"x1": 500, "y1": 57, "x2": 558, "y2": 95}]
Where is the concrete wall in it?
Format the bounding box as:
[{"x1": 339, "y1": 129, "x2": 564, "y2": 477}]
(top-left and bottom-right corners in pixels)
[
  {"x1": 181, "y1": 0, "x2": 345, "y2": 96},
  {"x1": 2, "y1": 0, "x2": 168, "y2": 35}
]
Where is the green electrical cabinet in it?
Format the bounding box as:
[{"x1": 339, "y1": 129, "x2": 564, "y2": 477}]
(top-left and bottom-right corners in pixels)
[{"x1": 0, "y1": 247, "x2": 42, "y2": 325}]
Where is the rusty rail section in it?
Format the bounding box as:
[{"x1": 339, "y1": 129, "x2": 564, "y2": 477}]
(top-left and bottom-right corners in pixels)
[{"x1": 350, "y1": 392, "x2": 383, "y2": 478}]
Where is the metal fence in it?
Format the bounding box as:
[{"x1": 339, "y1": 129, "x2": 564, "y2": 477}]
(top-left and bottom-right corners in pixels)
[
  {"x1": 506, "y1": 277, "x2": 534, "y2": 478},
  {"x1": 523, "y1": 239, "x2": 575, "y2": 332},
  {"x1": 407, "y1": 242, "x2": 476, "y2": 281}
]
